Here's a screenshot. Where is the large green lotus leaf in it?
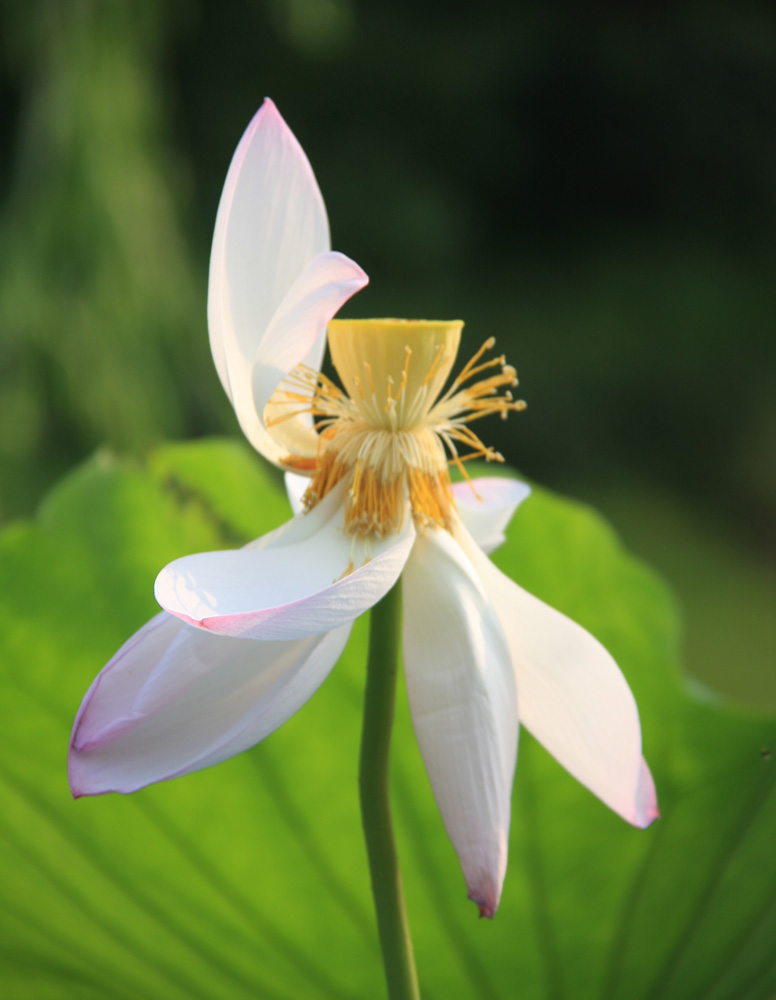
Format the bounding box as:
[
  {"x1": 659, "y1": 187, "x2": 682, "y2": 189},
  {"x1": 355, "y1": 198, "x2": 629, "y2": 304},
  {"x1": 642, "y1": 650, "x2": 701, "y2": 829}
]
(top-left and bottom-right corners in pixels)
[{"x1": 1, "y1": 439, "x2": 774, "y2": 999}]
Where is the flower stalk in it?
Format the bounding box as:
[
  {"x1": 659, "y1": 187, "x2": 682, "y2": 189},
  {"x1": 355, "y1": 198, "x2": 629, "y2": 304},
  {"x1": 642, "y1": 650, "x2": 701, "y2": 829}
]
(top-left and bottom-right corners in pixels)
[{"x1": 359, "y1": 581, "x2": 421, "y2": 1000}]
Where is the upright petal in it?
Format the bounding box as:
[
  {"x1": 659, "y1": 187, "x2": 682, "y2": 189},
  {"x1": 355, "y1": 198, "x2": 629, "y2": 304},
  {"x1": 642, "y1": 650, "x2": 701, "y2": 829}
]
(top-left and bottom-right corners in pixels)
[
  {"x1": 155, "y1": 484, "x2": 416, "y2": 640},
  {"x1": 209, "y1": 100, "x2": 327, "y2": 407},
  {"x1": 455, "y1": 524, "x2": 657, "y2": 827},
  {"x1": 69, "y1": 612, "x2": 351, "y2": 796},
  {"x1": 208, "y1": 99, "x2": 367, "y2": 463},
  {"x1": 402, "y1": 528, "x2": 518, "y2": 917},
  {"x1": 452, "y1": 477, "x2": 531, "y2": 554}
]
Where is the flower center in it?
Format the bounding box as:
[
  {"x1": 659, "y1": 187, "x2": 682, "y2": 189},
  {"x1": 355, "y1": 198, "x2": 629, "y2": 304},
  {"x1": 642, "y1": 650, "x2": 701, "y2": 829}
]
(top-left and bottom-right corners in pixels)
[{"x1": 269, "y1": 319, "x2": 525, "y2": 537}]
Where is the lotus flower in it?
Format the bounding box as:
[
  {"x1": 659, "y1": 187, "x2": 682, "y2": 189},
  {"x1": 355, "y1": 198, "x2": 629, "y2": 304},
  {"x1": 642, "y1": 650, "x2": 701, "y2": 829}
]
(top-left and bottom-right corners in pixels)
[{"x1": 69, "y1": 99, "x2": 657, "y2": 917}]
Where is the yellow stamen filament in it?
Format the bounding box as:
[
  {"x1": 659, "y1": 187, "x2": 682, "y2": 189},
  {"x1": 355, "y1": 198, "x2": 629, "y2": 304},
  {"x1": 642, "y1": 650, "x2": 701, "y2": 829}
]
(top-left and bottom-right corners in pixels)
[
  {"x1": 268, "y1": 320, "x2": 525, "y2": 538},
  {"x1": 423, "y1": 344, "x2": 447, "y2": 387},
  {"x1": 335, "y1": 559, "x2": 355, "y2": 582}
]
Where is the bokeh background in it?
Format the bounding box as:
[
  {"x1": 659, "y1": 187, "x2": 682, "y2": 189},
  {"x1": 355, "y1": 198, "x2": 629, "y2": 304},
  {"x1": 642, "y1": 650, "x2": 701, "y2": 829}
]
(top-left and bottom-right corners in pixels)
[{"x1": 1, "y1": 0, "x2": 774, "y2": 707}]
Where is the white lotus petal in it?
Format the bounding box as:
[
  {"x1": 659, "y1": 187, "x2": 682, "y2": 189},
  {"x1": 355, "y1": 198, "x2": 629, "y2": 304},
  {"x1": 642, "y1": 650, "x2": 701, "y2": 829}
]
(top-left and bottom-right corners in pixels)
[
  {"x1": 209, "y1": 99, "x2": 327, "y2": 400},
  {"x1": 69, "y1": 612, "x2": 351, "y2": 796},
  {"x1": 455, "y1": 523, "x2": 656, "y2": 827},
  {"x1": 155, "y1": 483, "x2": 415, "y2": 640},
  {"x1": 208, "y1": 99, "x2": 368, "y2": 462},
  {"x1": 252, "y1": 250, "x2": 368, "y2": 464},
  {"x1": 285, "y1": 471, "x2": 309, "y2": 515},
  {"x1": 452, "y1": 477, "x2": 531, "y2": 554},
  {"x1": 402, "y1": 528, "x2": 518, "y2": 917},
  {"x1": 635, "y1": 758, "x2": 660, "y2": 826}
]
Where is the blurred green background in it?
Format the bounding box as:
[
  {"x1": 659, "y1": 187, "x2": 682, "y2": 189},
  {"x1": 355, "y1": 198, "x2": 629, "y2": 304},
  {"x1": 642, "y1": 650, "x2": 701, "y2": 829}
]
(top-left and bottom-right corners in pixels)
[{"x1": 0, "y1": 0, "x2": 774, "y2": 707}]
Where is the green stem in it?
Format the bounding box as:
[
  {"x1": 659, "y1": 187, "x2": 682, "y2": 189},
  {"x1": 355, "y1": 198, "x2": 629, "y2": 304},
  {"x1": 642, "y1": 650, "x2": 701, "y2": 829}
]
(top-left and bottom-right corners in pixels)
[{"x1": 359, "y1": 581, "x2": 421, "y2": 1000}]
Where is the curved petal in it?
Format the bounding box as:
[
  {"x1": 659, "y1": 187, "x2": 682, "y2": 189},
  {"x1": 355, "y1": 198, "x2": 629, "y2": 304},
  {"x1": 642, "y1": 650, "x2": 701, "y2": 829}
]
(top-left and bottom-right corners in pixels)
[
  {"x1": 636, "y1": 758, "x2": 660, "y2": 826},
  {"x1": 209, "y1": 99, "x2": 327, "y2": 402},
  {"x1": 208, "y1": 100, "x2": 330, "y2": 409},
  {"x1": 402, "y1": 528, "x2": 518, "y2": 917},
  {"x1": 455, "y1": 523, "x2": 656, "y2": 828},
  {"x1": 69, "y1": 612, "x2": 351, "y2": 796},
  {"x1": 285, "y1": 470, "x2": 309, "y2": 515},
  {"x1": 452, "y1": 477, "x2": 531, "y2": 554},
  {"x1": 155, "y1": 484, "x2": 416, "y2": 640},
  {"x1": 208, "y1": 99, "x2": 368, "y2": 463},
  {"x1": 253, "y1": 250, "x2": 368, "y2": 464}
]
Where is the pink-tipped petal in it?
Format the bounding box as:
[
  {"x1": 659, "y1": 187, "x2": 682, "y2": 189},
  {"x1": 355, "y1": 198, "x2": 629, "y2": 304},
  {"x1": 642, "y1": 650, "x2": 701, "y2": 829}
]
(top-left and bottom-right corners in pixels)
[
  {"x1": 402, "y1": 528, "x2": 518, "y2": 918},
  {"x1": 154, "y1": 484, "x2": 415, "y2": 641},
  {"x1": 209, "y1": 99, "x2": 327, "y2": 393},
  {"x1": 69, "y1": 612, "x2": 351, "y2": 796},
  {"x1": 208, "y1": 99, "x2": 368, "y2": 463},
  {"x1": 452, "y1": 477, "x2": 531, "y2": 554},
  {"x1": 635, "y1": 758, "x2": 660, "y2": 828},
  {"x1": 455, "y1": 523, "x2": 656, "y2": 827},
  {"x1": 252, "y1": 250, "x2": 368, "y2": 463}
]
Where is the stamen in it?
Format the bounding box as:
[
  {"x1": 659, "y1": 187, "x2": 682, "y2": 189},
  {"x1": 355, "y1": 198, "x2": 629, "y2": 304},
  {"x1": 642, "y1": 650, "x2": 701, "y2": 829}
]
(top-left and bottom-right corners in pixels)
[
  {"x1": 423, "y1": 344, "x2": 447, "y2": 387},
  {"x1": 394, "y1": 346, "x2": 411, "y2": 405},
  {"x1": 335, "y1": 560, "x2": 355, "y2": 582},
  {"x1": 450, "y1": 336, "x2": 496, "y2": 387},
  {"x1": 273, "y1": 328, "x2": 525, "y2": 539},
  {"x1": 364, "y1": 362, "x2": 375, "y2": 395}
]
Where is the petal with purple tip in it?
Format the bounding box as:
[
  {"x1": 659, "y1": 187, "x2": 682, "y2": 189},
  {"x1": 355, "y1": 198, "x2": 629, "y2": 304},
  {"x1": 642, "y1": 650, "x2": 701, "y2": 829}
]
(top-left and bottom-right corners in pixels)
[
  {"x1": 402, "y1": 528, "x2": 518, "y2": 918},
  {"x1": 456, "y1": 523, "x2": 656, "y2": 828},
  {"x1": 207, "y1": 98, "x2": 367, "y2": 464},
  {"x1": 209, "y1": 100, "x2": 327, "y2": 411},
  {"x1": 69, "y1": 613, "x2": 351, "y2": 796}
]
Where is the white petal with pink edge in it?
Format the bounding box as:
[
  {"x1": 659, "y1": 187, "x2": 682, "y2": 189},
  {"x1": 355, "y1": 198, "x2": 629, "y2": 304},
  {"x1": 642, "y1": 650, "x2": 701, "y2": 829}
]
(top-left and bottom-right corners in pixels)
[
  {"x1": 209, "y1": 100, "x2": 327, "y2": 412},
  {"x1": 402, "y1": 528, "x2": 518, "y2": 918},
  {"x1": 452, "y1": 476, "x2": 531, "y2": 554},
  {"x1": 455, "y1": 523, "x2": 657, "y2": 827},
  {"x1": 207, "y1": 98, "x2": 368, "y2": 463},
  {"x1": 253, "y1": 250, "x2": 368, "y2": 464},
  {"x1": 69, "y1": 612, "x2": 351, "y2": 796},
  {"x1": 154, "y1": 483, "x2": 416, "y2": 640}
]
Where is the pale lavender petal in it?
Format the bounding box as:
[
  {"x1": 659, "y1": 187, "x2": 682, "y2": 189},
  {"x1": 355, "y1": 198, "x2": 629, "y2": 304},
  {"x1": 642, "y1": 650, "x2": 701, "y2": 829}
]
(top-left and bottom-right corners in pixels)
[
  {"x1": 155, "y1": 484, "x2": 415, "y2": 640},
  {"x1": 69, "y1": 613, "x2": 351, "y2": 796},
  {"x1": 402, "y1": 528, "x2": 518, "y2": 918},
  {"x1": 452, "y1": 477, "x2": 531, "y2": 554}
]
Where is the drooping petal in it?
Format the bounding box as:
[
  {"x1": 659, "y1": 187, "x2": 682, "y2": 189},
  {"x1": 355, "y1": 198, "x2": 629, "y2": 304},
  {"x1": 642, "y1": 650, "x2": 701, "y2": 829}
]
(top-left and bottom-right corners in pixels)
[
  {"x1": 455, "y1": 523, "x2": 656, "y2": 828},
  {"x1": 452, "y1": 477, "x2": 531, "y2": 554},
  {"x1": 253, "y1": 250, "x2": 368, "y2": 464},
  {"x1": 69, "y1": 613, "x2": 351, "y2": 796},
  {"x1": 635, "y1": 757, "x2": 660, "y2": 826},
  {"x1": 155, "y1": 484, "x2": 416, "y2": 640},
  {"x1": 402, "y1": 528, "x2": 518, "y2": 917}
]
